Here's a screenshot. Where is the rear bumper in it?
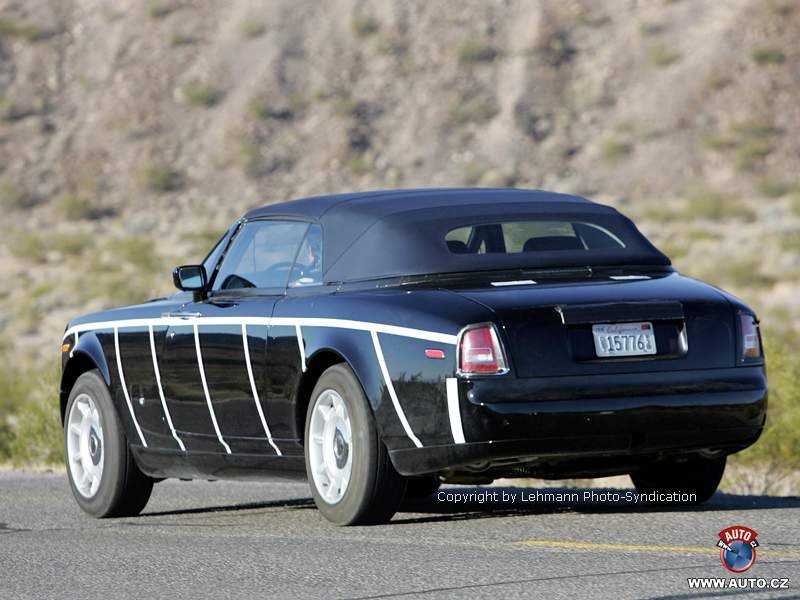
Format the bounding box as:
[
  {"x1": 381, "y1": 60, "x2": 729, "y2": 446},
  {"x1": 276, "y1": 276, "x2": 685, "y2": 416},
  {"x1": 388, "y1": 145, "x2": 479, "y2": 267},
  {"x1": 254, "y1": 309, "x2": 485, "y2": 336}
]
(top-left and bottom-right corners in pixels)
[{"x1": 390, "y1": 366, "x2": 767, "y2": 476}]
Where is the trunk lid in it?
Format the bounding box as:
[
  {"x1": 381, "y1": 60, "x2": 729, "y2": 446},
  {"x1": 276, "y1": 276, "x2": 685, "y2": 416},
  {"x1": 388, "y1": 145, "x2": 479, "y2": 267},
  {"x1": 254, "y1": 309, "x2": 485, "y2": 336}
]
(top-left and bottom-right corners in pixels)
[{"x1": 450, "y1": 272, "x2": 737, "y2": 378}]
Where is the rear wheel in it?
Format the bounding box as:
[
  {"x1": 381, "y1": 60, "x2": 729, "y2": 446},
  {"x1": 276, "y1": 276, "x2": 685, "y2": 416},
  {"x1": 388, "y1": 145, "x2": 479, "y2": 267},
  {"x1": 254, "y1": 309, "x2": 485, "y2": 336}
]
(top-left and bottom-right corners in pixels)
[
  {"x1": 64, "y1": 370, "x2": 154, "y2": 517},
  {"x1": 630, "y1": 455, "x2": 726, "y2": 504},
  {"x1": 305, "y1": 364, "x2": 406, "y2": 525}
]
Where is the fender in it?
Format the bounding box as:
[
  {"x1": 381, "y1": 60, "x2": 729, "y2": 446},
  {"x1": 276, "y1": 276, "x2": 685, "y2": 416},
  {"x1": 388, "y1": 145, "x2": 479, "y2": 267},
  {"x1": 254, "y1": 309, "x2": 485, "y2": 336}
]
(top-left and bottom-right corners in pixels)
[
  {"x1": 299, "y1": 326, "x2": 387, "y2": 434},
  {"x1": 296, "y1": 324, "x2": 458, "y2": 454},
  {"x1": 60, "y1": 331, "x2": 112, "y2": 423}
]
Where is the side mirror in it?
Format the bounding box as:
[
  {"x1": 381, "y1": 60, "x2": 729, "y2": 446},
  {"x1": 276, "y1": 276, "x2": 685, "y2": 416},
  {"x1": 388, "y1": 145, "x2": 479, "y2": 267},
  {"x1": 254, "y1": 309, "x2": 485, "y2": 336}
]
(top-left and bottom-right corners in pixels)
[{"x1": 173, "y1": 265, "x2": 207, "y2": 299}]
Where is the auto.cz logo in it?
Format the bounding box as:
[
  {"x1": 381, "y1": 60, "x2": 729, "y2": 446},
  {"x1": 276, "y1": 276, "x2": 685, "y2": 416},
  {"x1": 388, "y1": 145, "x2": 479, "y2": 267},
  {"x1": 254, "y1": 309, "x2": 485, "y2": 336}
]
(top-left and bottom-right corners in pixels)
[
  {"x1": 717, "y1": 525, "x2": 759, "y2": 573},
  {"x1": 686, "y1": 525, "x2": 791, "y2": 591},
  {"x1": 687, "y1": 577, "x2": 790, "y2": 590}
]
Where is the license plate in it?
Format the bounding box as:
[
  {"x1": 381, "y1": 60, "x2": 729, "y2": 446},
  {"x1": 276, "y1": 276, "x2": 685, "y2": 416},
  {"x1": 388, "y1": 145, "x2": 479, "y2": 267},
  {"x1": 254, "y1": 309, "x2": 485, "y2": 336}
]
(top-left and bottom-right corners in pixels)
[{"x1": 592, "y1": 322, "x2": 657, "y2": 357}]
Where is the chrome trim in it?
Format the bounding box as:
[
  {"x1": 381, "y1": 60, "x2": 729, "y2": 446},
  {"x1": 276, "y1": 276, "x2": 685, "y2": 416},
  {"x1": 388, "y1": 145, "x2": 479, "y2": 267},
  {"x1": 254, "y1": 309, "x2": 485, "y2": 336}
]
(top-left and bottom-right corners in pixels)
[{"x1": 678, "y1": 322, "x2": 689, "y2": 355}]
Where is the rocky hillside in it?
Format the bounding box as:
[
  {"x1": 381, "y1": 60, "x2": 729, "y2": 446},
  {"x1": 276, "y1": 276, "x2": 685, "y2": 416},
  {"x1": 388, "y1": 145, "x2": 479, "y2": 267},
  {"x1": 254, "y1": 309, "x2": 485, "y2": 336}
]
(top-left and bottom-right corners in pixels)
[{"x1": 0, "y1": 0, "x2": 798, "y2": 362}]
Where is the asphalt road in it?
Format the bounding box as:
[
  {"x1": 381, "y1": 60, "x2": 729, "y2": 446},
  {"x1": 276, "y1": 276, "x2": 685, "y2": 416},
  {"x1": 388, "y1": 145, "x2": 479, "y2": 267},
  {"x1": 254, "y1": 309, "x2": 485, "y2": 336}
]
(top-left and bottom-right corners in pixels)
[{"x1": 1, "y1": 472, "x2": 799, "y2": 600}]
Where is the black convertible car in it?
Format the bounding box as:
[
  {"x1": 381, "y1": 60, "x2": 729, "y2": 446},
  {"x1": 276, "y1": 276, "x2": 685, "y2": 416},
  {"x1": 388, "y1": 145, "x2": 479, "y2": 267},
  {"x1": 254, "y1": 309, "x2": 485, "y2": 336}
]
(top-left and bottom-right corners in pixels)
[{"x1": 60, "y1": 188, "x2": 766, "y2": 524}]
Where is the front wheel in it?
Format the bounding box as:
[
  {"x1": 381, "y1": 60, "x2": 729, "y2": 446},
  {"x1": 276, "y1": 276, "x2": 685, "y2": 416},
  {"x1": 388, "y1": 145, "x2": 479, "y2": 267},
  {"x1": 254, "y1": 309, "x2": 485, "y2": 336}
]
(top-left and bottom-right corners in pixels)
[
  {"x1": 64, "y1": 370, "x2": 154, "y2": 517},
  {"x1": 305, "y1": 364, "x2": 406, "y2": 525},
  {"x1": 630, "y1": 455, "x2": 726, "y2": 504}
]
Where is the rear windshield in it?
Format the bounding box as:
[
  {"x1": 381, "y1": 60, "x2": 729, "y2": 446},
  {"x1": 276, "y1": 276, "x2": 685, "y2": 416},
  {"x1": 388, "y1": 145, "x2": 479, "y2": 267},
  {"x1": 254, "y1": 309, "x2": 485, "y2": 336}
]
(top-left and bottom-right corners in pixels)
[{"x1": 446, "y1": 220, "x2": 625, "y2": 254}]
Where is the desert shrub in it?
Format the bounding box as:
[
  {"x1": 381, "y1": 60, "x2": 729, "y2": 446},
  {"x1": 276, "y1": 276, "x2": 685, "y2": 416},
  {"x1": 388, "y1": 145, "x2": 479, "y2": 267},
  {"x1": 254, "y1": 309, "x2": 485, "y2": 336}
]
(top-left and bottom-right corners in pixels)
[
  {"x1": 50, "y1": 234, "x2": 91, "y2": 257},
  {"x1": 169, "y1": 32, "x2": 195, "y2": 46},
  {"x1": 0, "y1": 361, "x2": 27, "y2": 423},
  {"x1": 248, "y1": 97, "x2": 294, "y2": 121},
  {"x1": 727, "y1": 336, "x2": 800, "y2": 493},
  {"x1": 333, "y1": 95, "x2": 367, "y2": 118},
  {"x1": 346, "y1": 153, "x2": 369, "y2": 175},
  {"x1": 7, "y1": 367, "x2": 62, "y2": 467},
  {"x1": 717, "y1": 258, "x2": 777, "y2": 287},
  {"x1": 702, "y1": 132, "x2": 737, "y2": 151},
  {"x1": 378, "y1": 32, "x2": 408, "y2": 56},
  {"x1": 57, "y1": 193, "x2": 94, "y2": 220},
  {"x1": 781, "y1": 233, "x2": 800, "y2": 254},
  {"x1": 733, "y1": 119, "x2": 781, "y2": 139},
  {"x1": 766, "y1": 0, "x2": 793, "y2": 16},
  {"x1": 457, "y1": 40, "x2": 499, "y2": 63},
  {"x1": 647, "y1": 44, "x2": 679, "y2": 67},
  {"x1": 181, "y1": 80, "x2": 222, "y2": 107},
  {"x1": 138, "y1": 162, "x2": 183, "y2": 192},
  {"x1": 601, "y1": 138, "x2": 632, "y2": 161},
  {"x1": 704, "y1": 74, "x2": 732, "y2": 91},
  {"x1": 462, "y1": 162, "x2": 488, "y2": 186},
  {"x1": 756, "y1": 177, "x2": 795, "y2": 198},
  {"x1": 686, "y1": 189, "x2": 755, "y2": 221},
  {"x1": 114, "y1": 237, "x2": 163, "y2": 274},
  {"x1": 147, "y1": 1, "x2": 174, "y2": 19},
  {"x1": 0, "y1": 18, "x2": 45, "y2": 42},
  {"x1": 447, "y1": 95, "x2": 498, "y2": 127},
  {"x1": 751, "y1": 47, "x2": 785, "y2": 65},
  {"x1": 8, "y1": 232, "x2": 48, "y2": 263},
  {"x1": 352, "y1": 16, "x2": 379, "y2": 37},
  {"x1": 790, "y1": 194, "x2": 800, "y2": 217},
  {"x1": 736, "y1": 140, "x2": 773, "y2": 171},
  {"x1": 0, "y1": 97, "x2": 36, "y2": 121},
  {"x1": 639, "y1": 22, "x2": 664, "y2": 36},
  {"x1": 0, "y1": 421, "x2": 12, "y2": 461},
  {"x1": 0, "y1": 180, "x2": 34, "y2": 209},
  {"x1": 183, "y1": 228, "x2": 226, "y2": 258},
  {"x1": 241, "y1": 18, "x2": 266, "y2": 39},
  {"x1": 536, "y1": 23, "x2": 575, "y2": 67},
  {"x1": 570, "y1": 6, "x2": 609, "y2": 27},
  {"x1": 238, "y1": 142, "x2": 264, "y2": 179},
  {"x1": 82, "y1": 238, "x2": 168, "y2": 307}
]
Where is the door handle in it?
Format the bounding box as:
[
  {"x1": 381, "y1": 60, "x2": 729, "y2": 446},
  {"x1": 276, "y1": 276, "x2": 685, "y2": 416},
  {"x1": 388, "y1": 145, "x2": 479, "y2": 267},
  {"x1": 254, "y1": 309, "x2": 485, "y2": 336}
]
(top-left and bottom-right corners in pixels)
[{"x1": 163, "y1": 311, "x2": 202, "y2": 319}]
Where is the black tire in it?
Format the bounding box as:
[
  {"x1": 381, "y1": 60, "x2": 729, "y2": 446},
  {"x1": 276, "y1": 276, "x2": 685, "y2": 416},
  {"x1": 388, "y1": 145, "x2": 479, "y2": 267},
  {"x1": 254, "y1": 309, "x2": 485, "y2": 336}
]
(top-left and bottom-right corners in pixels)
[
  {"x1": 64, "y1": 370, "x2": 154, "y2": 518},
  {"x1": 304, "y1": 364, "x2": 406, "y2": 525},
  {"x1": 404, "y1": 476, "x2": 442, "y2": 500},
  {"x1": 630, "y1": 455, "x2": 726, "y2": 504}
]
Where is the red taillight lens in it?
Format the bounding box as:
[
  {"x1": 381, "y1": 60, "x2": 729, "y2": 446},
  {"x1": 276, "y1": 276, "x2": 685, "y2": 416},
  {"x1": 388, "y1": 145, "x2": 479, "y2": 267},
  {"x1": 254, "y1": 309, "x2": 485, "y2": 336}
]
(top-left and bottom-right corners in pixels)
[
  {"x1": 459, "y1": 325, "x2": 507, "y2": 374},
  {"x1": 740, "y1": 314, "x2": 761, "y2": 359}
]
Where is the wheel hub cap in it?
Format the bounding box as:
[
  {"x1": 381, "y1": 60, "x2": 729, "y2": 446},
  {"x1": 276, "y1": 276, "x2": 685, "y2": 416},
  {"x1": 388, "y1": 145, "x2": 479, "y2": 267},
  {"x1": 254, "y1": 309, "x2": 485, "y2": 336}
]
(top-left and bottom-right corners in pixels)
[
  {"x1": 308, "y1": 389, "x2": 353, "y2": 505},
  {"x1": 88, "y1": 429, "x2": 102, "y2": 465},
  {"x1": 333, "y1": 428, "x2": 348, "y2": 469},
  {"x1": 66, "y1": 393, "x2": 105, "y2": 499}
]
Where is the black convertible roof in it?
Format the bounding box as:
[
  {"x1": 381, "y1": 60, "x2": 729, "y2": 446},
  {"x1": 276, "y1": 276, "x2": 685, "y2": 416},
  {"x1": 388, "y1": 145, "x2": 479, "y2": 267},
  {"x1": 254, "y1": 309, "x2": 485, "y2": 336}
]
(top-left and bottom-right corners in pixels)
[{"x1": 244, "y1": 188, "x2": 669, "y2": 282}]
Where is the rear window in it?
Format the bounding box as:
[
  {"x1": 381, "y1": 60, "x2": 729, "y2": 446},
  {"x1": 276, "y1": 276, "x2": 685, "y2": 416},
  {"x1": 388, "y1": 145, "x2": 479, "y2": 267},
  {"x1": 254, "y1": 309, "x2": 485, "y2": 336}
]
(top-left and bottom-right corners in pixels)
[{"x1": 445, "y1": 220, "x2": 625, "y2": 254}]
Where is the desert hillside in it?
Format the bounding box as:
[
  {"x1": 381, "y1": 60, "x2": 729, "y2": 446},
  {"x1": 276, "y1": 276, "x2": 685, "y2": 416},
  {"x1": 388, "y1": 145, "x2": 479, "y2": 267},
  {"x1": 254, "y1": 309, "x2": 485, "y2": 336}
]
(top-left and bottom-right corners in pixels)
[{"x1": 0, "y1": 0, "x2": 798, "y2": 363}]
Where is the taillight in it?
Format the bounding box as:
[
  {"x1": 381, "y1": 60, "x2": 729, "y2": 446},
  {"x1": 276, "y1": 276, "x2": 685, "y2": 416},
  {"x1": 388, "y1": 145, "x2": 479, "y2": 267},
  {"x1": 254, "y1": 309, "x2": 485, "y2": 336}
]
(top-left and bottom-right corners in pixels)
[
  {"x1": 457, "y1": 324, "x2": 508, "y2": 375},
  {"x1": 740, "y1": 314, "x2": 762, "y2": 360}
]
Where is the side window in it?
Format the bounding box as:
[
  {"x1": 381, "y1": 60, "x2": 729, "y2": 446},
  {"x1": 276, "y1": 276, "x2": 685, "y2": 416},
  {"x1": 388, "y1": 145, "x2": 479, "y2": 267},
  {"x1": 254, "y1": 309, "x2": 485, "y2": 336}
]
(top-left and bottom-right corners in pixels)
[
  {"x1": 212, "y1": 220, "x2": 309, "y2": 291},
  {"x1": 288, "y1": 224, "x2": 323, "y2": 287}
]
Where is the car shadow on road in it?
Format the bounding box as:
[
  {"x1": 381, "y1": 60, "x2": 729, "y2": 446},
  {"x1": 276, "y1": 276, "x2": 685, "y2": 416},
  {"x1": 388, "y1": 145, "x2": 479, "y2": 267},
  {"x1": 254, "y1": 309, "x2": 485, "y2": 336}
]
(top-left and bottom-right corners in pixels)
[
  {"x1": 391, "y1": 486, "x2": 800, "y2": 526},
  {"x1": 139, "y1": 497, "x2": 316, "y2": 518},
  {"x1": 136, "y1": 486, "x2": 800, "y2": 524}
]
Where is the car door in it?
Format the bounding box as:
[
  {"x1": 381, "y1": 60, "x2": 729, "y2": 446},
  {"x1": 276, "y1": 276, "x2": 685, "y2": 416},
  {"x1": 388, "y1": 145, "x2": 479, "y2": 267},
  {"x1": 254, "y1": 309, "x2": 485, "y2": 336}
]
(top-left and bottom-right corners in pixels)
[{"x1": 160, "y1": 219, "x2": 311, "y2": 455}]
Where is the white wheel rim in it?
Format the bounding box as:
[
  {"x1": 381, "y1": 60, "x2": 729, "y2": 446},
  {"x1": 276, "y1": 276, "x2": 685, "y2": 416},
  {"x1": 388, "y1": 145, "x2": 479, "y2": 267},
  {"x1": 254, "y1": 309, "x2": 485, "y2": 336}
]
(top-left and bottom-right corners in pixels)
[
  {"x1": 66, "y1": 393, "x2": 105, "y2": 499},
  {"x1": 309, "y1": 389, "x2": 353, "y2": 505}
]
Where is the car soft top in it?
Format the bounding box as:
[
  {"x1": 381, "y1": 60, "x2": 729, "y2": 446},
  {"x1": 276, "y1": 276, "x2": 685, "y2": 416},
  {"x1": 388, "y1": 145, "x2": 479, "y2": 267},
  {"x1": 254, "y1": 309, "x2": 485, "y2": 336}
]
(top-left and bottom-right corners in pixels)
[{"x1": 245, "y1": 188, "x2": 670, "y2": 283}]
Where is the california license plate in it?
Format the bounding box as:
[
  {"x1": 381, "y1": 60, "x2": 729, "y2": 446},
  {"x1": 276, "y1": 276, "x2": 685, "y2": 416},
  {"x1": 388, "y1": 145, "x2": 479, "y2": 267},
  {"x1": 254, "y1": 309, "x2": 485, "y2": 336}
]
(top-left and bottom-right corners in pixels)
[{"x1": 592, "y1": 322, "x2": 657, "y2": 357}]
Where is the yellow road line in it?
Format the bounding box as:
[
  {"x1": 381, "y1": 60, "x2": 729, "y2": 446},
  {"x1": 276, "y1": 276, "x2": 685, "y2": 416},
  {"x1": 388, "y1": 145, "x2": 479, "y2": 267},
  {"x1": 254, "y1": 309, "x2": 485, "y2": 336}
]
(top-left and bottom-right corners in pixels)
[{"x1": 515, "y1": 540, "x2": 800, "y2": 558}]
